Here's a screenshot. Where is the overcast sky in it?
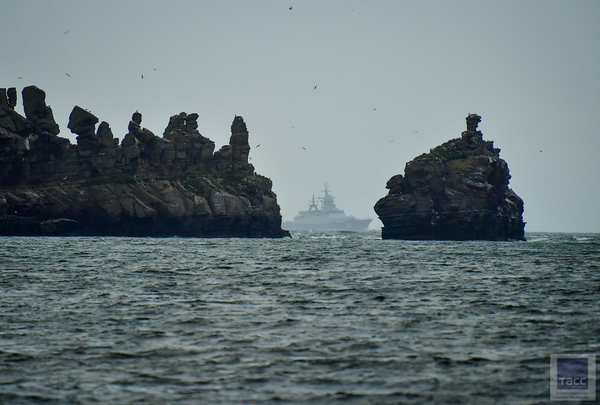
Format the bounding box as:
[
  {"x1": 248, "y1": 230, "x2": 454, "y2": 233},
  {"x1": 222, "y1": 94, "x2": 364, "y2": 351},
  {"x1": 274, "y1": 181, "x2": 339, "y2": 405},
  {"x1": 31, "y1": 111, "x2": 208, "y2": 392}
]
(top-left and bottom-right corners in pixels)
[{"x1": 2, "y1": 0, "x2": 599, "y2": 232}]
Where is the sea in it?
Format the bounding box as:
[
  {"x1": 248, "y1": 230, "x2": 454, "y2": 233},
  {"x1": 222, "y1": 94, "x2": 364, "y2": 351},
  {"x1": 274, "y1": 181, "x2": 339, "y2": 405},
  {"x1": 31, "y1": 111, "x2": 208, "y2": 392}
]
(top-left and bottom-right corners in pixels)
[{"x1": 1, "y1": 231, "x2": 598, "y2": 404}]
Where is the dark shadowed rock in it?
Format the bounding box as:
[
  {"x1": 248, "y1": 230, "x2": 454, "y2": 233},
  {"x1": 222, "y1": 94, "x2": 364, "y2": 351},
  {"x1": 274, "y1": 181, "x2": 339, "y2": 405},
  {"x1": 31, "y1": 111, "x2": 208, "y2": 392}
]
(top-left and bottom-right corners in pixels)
[
  {"x1": 68, "y1": 106, "x2": 99, "y2": 137},
  {"x1": 22, "y1": 86, "x2": 60, "y2": 135},
  {"x1": 0, "y1": 89, "x2": 8, "y2": 107},
  {"x1": 0, "y1": 96, "x2": 34, "y2": 136},
  {"x1": 185, "y1": 113, "x2": 199, "y2": 130},
  {"x1": 7, "y1": 88, "x2": 17, "y2": 110},
  {"x1": 466, "y1": 113, "x2": 481, "y2": 133},
  {"x1": 374, "y1": 114, "x2": 525, "y2": 241},
  {"x1": 228, "y1": 115, "x2": 253, "y2": 173},
  {"x1": 0, "y1": 85, "x2": 289, "y2": 238},
  {"x1": 120, "y1": 132, "x2": 140, "y2": 162},
  {"x1": 163, "y1": 111, "x2": 215, "y2": 171},
  {"x1": 132, "y1": 111, "x2": 142, "y2": 126},
  {"x1": 97, "y1": 121, "x2": 116, "y2": 147},
  {"x1": 68, "y1": 106, "x2": 102, "y2": 175}
]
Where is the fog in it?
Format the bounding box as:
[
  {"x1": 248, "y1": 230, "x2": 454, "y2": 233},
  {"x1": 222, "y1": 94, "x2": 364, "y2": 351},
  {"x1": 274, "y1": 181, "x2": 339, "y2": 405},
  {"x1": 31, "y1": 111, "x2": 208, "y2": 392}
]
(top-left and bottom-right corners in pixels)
[{"x1": 2, "y1": 0, "x2": 599, "y2": 232}]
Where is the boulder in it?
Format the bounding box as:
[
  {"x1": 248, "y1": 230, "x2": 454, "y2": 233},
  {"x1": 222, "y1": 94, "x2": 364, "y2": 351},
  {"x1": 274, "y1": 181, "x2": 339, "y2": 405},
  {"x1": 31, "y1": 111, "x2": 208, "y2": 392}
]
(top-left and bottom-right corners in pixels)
[
  {"x1": 97, "y1": 121, "x2": 117, "y2": 148},
  {"x1": 121, "y1": 132, "x2": 140, "y2": 161},
  {"x1": 68, "y1": 106, "x2": 99, "y2": 138}
]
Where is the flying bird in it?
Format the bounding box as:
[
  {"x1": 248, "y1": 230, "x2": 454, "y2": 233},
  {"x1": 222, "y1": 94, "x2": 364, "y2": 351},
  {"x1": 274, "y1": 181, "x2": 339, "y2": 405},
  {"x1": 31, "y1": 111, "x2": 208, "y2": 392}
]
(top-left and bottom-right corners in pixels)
[
  {"x1": 64, "y1": 30, "x2": 69, "y2": 35},
  {"x1": 141, "y1": 74, "x2": 144, "y2": 79},
  {"x1": 314, "y1": 85, "x2": 317, "y2": 90},
  {"x1": 289, "y1": 6, "x2": 292, "y2": 10},
  {"x1": 302, "y1": 147, "x2": 306, "y2": 150},
  {"x1": 256, "y1": 144, "x2": 261, "y2": 148},
  {"x1": 65, "y1": 73, "x2": 71, "y2": 77},
  {"x1": 17, "y1": 77, "x2": 23, "y2": 79}
]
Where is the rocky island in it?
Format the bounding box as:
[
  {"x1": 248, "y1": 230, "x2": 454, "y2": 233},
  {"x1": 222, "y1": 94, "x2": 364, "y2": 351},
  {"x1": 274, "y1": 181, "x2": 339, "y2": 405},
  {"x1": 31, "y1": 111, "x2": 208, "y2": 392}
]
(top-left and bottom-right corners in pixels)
[
  {"x1": 374, "y1": 114, "x2": 525, "y2": 240},
  {"x1": 0, "y1": 85, "x2": 289, "y2": 237}
]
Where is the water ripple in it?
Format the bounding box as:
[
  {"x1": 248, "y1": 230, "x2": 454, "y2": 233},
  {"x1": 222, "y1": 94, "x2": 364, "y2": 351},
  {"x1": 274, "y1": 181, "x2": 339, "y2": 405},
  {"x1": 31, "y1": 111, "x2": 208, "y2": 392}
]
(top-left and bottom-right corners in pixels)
[{"x1": 0, "y1": 232, "x2": 598, "y2": 404}]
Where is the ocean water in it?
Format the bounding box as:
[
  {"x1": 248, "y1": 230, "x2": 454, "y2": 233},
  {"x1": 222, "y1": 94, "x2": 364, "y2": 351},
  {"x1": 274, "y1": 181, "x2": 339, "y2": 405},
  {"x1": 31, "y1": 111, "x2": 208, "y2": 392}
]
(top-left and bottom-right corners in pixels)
[{"x1": 0, "y1": 231, "x2": 598, "y2": 404}]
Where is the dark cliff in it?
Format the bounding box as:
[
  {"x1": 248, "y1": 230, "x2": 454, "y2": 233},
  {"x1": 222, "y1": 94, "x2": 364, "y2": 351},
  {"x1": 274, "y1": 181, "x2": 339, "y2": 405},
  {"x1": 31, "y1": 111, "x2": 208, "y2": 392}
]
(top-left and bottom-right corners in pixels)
[
  {"x1": 0, "y1": 85, "x2": 289, "y2": 237},
  {"x1": 374, "y1": 114, "x2": 525, "y2": 241}
]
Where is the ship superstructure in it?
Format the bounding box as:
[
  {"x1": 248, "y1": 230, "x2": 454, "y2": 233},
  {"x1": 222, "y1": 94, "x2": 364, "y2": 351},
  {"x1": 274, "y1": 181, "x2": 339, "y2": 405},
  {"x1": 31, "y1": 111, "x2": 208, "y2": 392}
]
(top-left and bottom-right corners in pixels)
[{"x1": 283, "y1": 184, "x2": 371, "y2": 231}]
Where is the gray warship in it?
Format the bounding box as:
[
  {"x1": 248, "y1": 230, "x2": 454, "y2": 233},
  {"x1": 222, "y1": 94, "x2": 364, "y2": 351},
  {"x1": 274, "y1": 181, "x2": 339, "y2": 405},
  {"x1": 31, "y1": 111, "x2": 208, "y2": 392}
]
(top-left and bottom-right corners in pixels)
[{"x1": 283, "y1": 184, "x2": 372, "y2": 231}]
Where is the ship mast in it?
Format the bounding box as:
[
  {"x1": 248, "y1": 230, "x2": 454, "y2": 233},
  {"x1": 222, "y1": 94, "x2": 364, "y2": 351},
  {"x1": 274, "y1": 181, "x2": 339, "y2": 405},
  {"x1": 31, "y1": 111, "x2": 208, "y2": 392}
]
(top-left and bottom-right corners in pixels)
[
  {"x1": 308, "y1": 194, "x2": 319, "y2": 211},
  {"x1": 320, "y1": 183, "x2": 340, "y2": 212}
]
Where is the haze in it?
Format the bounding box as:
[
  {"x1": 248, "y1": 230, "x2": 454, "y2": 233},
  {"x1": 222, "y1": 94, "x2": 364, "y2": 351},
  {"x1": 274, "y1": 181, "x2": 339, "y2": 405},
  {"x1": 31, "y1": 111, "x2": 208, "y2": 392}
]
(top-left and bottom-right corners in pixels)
[{"x1": 2, "y1": 0, "x2": 599, "y2": 232}]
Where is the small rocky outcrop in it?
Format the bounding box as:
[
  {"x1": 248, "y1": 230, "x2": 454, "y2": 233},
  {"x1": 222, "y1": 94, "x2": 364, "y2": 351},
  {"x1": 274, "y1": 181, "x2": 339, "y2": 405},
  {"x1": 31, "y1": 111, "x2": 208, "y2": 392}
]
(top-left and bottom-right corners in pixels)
[
  {"x1": 374, "y1": 114, "x2": 525, "y2": 240},
  {"x1": 162, "y1": 111, "x2": 216, "y2": 172},
  {"x1": 22, "y1": 86, "x2": 60, "y2": 135},
  {"x1": 0, "y1": 85, "x2": 289, "y2": 237}
]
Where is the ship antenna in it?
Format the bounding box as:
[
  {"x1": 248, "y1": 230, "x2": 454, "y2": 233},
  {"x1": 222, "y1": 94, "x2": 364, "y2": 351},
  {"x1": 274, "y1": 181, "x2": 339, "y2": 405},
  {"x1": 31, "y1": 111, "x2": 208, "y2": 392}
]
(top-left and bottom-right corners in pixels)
[{"x1": 308, "y1": 194, "x2": 319, "y2": 211}]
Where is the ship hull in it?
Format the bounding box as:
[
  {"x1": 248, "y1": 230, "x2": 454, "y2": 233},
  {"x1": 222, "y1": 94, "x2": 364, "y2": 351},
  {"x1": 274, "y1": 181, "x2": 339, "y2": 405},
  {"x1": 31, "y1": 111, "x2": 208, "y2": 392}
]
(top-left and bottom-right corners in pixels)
[{"x1": 282, "y1": 218, "x2": 371, "y2": 231}]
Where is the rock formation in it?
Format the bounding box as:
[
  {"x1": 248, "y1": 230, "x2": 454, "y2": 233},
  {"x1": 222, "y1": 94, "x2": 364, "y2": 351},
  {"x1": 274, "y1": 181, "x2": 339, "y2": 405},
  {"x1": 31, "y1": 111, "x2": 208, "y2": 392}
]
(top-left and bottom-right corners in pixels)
[
  {"x1": 22, "y1": 85, "x2": 60, "y2": 135},
  {"x1": 0, "y1": 85, "x2": 289, "y2": 237},
  {"x1": 374, "y1": 114, "x2": 525, "y2": 240}
]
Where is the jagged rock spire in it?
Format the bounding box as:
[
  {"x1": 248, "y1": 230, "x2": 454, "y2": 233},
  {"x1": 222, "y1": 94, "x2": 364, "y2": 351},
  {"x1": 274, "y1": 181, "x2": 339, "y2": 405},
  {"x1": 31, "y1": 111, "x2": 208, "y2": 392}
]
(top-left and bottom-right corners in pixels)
[
  {"x1": 22, "y1": 86, "x2": 60, "y2": 135},
  {"x1": 466, "y1": 113, "x2": 481, "y2": 132},
  {"x1": 229, "y1": 115, "x2": 252, "y2": 173}
]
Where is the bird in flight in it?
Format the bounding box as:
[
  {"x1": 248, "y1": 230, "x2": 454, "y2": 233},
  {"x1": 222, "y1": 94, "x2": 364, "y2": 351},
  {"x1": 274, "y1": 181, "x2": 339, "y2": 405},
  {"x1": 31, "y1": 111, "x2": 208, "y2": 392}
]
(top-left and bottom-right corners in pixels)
[
  {"x1": 141, "y1": 74, "x2": 144, "y2": 79},
  {"x1": 65, "y1": 73, "x2": 71, "y2": 77},
  {"x1": 314, "y1": 85, "x2": 317, "y2": 90},
  {"x1": 64, "y1": 30, "x2": 69, "y2": 35},
  {"x1": 256, "y1": 144, "x2": 261, "y2": 148},
  {"x1": 17, "y1": 77, "x2": 23, "y2": 79},
  {"x1": 289, "y1": 6, "x2": 292, "y2": 10},
  {"x1": 302, "y1": 147, "x2": 306, "y2": 150}
]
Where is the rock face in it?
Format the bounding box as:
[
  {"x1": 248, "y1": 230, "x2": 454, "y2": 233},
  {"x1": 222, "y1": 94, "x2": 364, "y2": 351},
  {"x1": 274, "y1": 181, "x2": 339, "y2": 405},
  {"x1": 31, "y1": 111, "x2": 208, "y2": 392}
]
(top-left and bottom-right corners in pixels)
[
  {"x1": 374, "y1": 114, "x2": 525, "y2": 240},
  {"x1": 0, "y1": 85, "x2": 289, "y2": 237}
]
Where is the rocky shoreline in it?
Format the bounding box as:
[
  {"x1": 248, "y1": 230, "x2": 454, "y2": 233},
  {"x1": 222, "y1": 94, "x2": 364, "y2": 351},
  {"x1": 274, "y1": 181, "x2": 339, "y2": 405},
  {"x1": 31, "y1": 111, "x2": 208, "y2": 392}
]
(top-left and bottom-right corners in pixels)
[{"x1": 0, "y1": 86, "x2": 289, "y2": 237}]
